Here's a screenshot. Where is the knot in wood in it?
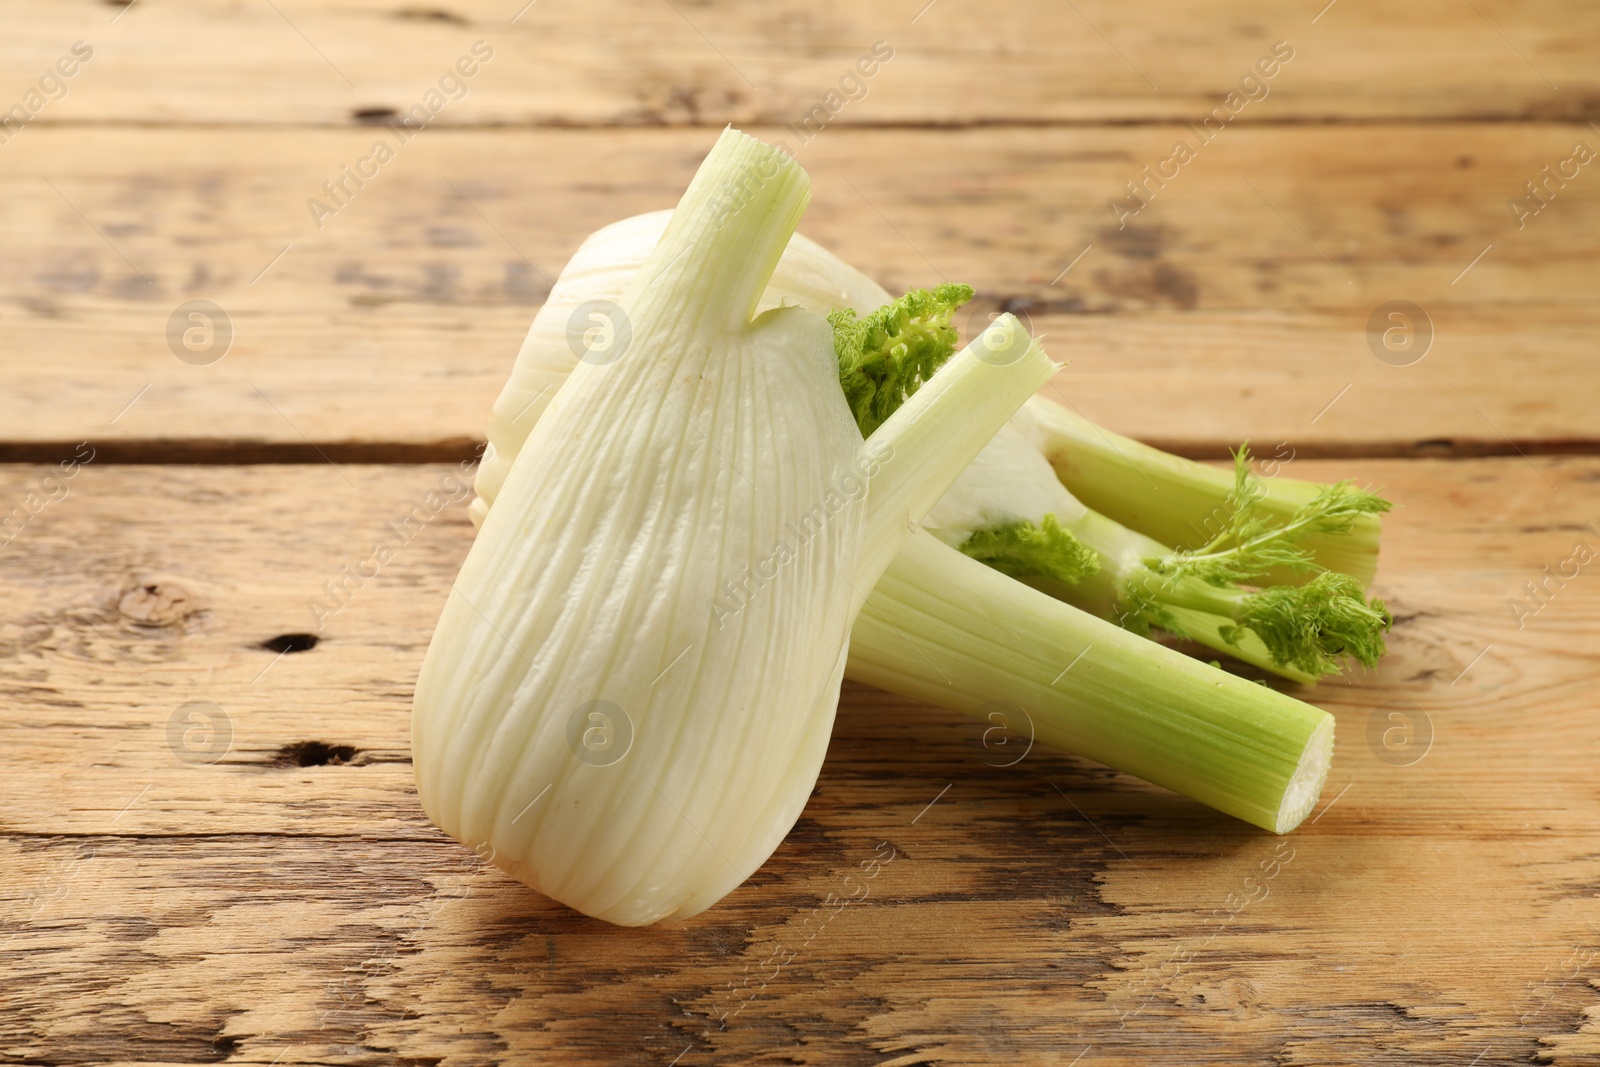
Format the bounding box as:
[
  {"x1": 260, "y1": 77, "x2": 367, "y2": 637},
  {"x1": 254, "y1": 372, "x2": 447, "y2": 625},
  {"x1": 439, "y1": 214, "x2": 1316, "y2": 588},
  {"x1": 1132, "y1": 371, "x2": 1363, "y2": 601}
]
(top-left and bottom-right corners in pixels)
[{"x1": 118, "y1": 578, "x2": 200, "y2": 627}]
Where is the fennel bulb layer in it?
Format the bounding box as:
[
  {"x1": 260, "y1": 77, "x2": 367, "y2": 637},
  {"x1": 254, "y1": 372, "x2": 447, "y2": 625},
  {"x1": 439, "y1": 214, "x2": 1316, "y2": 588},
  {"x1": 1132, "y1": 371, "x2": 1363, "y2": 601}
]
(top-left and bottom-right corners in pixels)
[{"x1": 415, "y1": 131, "x2": 867, "y2": 925}]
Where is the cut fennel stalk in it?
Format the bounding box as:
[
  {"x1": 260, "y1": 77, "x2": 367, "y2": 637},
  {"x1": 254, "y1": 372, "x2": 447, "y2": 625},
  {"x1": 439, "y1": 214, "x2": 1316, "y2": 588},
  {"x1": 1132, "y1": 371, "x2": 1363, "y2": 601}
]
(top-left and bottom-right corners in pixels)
[
  {"x1": 1022, "y1": 396, "x2": 1385, "y2": 589},
  {"x1": 854, "y1": 534, "x2": 1334, "y2": 834},
  {"x1": 469, "y1": 207, "x2": 1339, "y2": 837},
  {"x1": 926, "y1": 419, "x2": 1391, "y2": 682},
  {"x1": 413, "y1": 129, "x2": 1053, "y2": 926}
]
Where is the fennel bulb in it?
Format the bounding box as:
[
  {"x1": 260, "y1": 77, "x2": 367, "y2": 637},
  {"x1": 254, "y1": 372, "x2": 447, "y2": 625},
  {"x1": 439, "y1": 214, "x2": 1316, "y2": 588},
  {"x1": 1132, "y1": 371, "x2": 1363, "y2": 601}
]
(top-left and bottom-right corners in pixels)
[{"x1": 413, "y1": 129, "x2": 1051, "y2": 925}]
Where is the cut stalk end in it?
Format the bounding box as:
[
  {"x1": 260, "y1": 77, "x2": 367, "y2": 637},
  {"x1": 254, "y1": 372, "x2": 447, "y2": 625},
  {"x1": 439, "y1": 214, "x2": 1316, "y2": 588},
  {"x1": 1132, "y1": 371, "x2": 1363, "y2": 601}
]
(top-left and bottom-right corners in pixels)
[
  {"x1": 850, "y1": 535, "x2": 1336, "y2": 834},
  {"x1": 627, "y1": 127, "x2": 811, "y2": 334},
  {"x1": 1275, "y1": 714, "x2": 1334, "y2": 833}
]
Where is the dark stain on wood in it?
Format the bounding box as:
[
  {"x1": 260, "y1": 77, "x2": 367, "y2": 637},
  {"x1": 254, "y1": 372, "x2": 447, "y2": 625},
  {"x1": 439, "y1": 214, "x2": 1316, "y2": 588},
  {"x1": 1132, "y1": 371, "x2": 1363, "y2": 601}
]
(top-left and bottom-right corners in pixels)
[
  {"x1": 392, "y1": 6, "x2": 470, "y2": 25},
  {"x1": 260, "y1": 633, "x2": 320, "y2": 654},
  {"x1": 273, "y1": 740, "x2": 359, "y2": 767}
]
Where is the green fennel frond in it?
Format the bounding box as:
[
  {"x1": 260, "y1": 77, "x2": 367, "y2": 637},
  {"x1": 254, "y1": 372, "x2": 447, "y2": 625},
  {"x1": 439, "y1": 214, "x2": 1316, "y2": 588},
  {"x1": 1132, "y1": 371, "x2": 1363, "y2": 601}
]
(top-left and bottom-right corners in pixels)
[
  {"x1": 1220, "y1": 572, "x2": 1394, "y2": 677},
  {"x1": 958, "y1": 514, "x2": 1101, "y2": 585},
  {"x1": 1148, "y1": 444, "x2": 1393, "y2": 587},
  {"x1": 1114, "y1": 577, "x2": 1181, "y2": 640},
  {"x1": 831, "y1": 283, "x2": 975, "y2": 437},
  {"x1": 1114, "y1": 445, "x2": 1395, "y2": 676}
]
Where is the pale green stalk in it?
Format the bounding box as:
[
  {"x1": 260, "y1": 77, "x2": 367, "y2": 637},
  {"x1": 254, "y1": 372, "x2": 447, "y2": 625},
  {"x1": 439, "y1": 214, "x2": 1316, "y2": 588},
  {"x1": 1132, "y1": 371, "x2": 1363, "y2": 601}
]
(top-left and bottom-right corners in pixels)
[
  {"x1": 850, "y1": 534, "x2": 1334, "y2": 833},
  {"x1": 465, "y1": 209, "x2": 1340, "y2": 836},
  {"x1": 1023, "y1": 395, "x2": 1384, "y2": 588},
  {"x1": 1027, "y1": 509, "x2": 1323, "y2": 685}
]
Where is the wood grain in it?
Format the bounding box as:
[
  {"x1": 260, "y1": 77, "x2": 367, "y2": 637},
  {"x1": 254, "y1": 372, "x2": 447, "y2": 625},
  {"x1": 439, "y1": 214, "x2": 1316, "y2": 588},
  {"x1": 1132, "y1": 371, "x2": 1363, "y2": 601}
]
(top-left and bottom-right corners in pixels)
[
  {"x1": 3, "y1": 458, "x2": 1598, "y2": 1065},
  {"x1": 4, "y1": 0, "x2": 1598, "y2": 126},
  {"x1": 1, "y1": 123, "x2": 1597, "y2": 458},
  {"x1": 4, "y1": 1, "x2": 1598, "y2": 1062}
]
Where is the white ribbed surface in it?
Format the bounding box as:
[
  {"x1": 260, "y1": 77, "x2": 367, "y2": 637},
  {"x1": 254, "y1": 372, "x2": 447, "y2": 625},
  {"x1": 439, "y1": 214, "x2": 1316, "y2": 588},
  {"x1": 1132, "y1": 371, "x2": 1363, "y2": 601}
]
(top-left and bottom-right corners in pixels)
[
  {"x1": 432, "y1": 183, "x2": 1052, "y2": 923},
  {"x1": 415, "y1": 136, "x2": 869, "y2": 926},
  {"x1": 415, "y1": 302, "x2": 865, "y2": 925},
  {"x1": 472, "y1": 210, "x2": 893, "y2": 526}
]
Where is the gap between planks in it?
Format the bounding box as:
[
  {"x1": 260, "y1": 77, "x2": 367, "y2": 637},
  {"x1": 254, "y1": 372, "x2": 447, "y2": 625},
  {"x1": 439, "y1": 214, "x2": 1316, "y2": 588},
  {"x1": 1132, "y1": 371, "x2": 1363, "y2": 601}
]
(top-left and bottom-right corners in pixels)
[
  {"x1": 5, "y1": 436, "x2": 1600, "y2": 465},
  {"x1": 11, "y1": 113, "x2": 1600, "y2": 131}
]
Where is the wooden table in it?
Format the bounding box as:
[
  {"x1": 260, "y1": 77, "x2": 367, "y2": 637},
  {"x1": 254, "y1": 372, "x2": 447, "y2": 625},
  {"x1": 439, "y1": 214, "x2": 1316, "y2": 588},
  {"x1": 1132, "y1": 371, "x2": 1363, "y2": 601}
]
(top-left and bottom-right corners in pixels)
[{"x1": 3, "y1": 2, "x2": 1598, "y2": 1064}]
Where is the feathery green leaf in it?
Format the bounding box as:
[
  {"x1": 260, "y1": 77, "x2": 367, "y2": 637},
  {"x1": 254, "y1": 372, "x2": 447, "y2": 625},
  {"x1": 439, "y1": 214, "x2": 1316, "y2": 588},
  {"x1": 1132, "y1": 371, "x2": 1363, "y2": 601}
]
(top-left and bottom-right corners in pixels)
[
  {"x1": 1098, "y1": 445, "x2": 1397, "y2": 677},
  {"x1": 1219, "y1": 572, "x2": 1393, "y2": 677},
  {"x1": 1147, "y1": 444, "x2": 1393, "y2": 588}
]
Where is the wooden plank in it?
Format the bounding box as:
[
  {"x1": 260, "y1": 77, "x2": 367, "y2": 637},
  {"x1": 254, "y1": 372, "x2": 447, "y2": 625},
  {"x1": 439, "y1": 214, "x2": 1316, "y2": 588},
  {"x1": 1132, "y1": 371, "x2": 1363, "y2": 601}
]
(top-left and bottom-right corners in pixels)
[
  {"x1": 3, "y1": 457, "x2": 1599, "y2": 1064},
  {"x1": 3, "y1": 0, "x2": 1597, "y2": 126},
  {"x1": 1, "y1": 124, "x2": 1597, "y2": 457}
]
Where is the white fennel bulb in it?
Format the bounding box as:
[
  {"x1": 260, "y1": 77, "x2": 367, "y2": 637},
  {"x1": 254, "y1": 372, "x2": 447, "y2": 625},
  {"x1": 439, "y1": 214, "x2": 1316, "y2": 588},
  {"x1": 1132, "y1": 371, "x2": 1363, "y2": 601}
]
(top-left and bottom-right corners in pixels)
[
  {"x1": 471, "y1": 211, "x2": 894, "y2": 526},
  {"x1": 413, "y1": 129, "x2": 1053, "y2": 925},
  {"x1": 921, "y1": 418, "x2": 1088, "y2": 549}
]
